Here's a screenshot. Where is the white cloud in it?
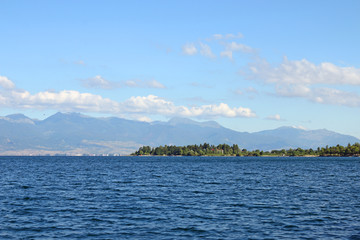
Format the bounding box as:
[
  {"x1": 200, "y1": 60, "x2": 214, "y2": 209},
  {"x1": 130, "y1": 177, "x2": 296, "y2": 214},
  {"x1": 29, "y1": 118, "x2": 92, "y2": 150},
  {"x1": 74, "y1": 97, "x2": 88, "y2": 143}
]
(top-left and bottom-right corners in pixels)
[
  {"x1": 0, "y1": 76, "x2": 255, "y2": 119},
  {"x1": 182, "y1": 43, "x2": 197, "y2": 55},
  {"x1": 3, "y1": 89, "x2": 120, "y2": 113},
  {"x1": 0, "y1": 76, "x2": 16, "y2": 89},
  {"x1": 122, "y1": 95, "x2": 177, "y2": 115},
  {"x1": 199, "y1": 42, "x2": 216, "y2": 59},
  {"x1": 119, "y1": 95, "x2": 256, "y2": 118},
  {"x1": 189, "y1": 103, "x2": 256, "y2": 118}
]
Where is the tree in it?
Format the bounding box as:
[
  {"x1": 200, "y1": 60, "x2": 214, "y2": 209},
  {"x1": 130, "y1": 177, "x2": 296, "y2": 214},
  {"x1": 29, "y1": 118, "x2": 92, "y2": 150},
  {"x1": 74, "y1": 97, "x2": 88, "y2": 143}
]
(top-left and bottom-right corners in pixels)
[{"x1": 132, "y1": 142, "x2": 360, "y2": 157}]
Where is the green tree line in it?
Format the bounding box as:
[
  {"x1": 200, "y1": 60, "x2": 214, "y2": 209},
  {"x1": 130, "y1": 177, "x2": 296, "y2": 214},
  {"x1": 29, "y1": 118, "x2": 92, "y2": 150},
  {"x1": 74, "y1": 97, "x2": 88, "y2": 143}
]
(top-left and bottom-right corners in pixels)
[{"x1": 132, "y1": 142, "x2": 360, "y2": 157}]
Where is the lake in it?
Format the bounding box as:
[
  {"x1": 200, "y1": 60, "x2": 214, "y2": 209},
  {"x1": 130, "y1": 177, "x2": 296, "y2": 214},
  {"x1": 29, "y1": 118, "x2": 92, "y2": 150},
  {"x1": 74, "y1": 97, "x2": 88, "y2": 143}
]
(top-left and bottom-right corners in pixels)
[{"x1": 0, "y1": 156, "x2": 359, "y2": 239}]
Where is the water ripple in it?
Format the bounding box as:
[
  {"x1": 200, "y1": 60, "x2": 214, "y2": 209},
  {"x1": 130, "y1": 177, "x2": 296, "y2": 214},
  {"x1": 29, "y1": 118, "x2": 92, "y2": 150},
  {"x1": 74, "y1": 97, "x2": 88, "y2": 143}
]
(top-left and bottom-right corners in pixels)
[{"x1": 0, "y1": 156, "x2": 359, "y2": 239}]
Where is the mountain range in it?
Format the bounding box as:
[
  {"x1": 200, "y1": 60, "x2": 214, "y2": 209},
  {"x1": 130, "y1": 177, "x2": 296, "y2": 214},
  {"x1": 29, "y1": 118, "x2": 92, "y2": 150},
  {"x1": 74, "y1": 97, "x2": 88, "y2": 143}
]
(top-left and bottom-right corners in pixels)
[{"x1": 0, "y1": 112, "x2": 359, "y2": 155}]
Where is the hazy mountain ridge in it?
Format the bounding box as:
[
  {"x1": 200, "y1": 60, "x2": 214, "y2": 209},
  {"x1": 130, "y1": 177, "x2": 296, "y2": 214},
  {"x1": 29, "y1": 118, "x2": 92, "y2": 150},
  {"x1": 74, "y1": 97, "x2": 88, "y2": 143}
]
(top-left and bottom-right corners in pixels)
[{"x1": 0, "y1": 112, "x2": 359, "y2": 155}]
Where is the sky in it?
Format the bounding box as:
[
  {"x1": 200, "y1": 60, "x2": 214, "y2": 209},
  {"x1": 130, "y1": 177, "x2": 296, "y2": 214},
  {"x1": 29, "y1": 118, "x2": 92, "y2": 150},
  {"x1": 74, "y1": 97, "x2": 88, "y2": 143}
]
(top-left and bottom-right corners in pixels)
[{"x1": 1, "y1": 0, "x2": 360, "y2": 138}]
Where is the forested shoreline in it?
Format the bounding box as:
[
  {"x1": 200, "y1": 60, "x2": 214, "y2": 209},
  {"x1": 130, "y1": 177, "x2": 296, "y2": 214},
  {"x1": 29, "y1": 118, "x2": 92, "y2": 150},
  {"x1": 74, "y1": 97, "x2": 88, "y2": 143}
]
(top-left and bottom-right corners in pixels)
[{"x1": 132, "y1": 143, "x2": 360, "y2": 157}]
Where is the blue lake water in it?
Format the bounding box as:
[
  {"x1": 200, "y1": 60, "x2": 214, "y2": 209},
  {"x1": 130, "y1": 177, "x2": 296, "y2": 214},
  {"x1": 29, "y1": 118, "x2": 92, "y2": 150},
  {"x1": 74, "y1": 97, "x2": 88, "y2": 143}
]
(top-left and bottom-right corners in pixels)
[{"x1": 0, "y1": 156, "x2": 359, "y2": 239}]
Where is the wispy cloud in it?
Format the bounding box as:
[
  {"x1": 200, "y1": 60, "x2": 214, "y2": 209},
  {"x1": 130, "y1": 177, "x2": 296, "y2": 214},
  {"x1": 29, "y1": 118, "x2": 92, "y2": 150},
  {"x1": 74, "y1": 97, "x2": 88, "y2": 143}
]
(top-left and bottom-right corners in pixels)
[
  {"x1": 220, "y1": 42, "x2": 255, "y2": 60},
  {"x1": 125, "y1": 79, "x2": 166, "y2": 89},
  {"x1": 248, "y1": 56, "x2": 360, "y2": 86},
  {"x1": 59, "y1": 59, "x2": 86, "y2": 66},
  {"x1": 245, "y1": 57, "x2": 360, "y2": 107},
  {"x1": 184, "y1": 42, "x2": 216, "y2": 59},
  {"x1": 266, "y1": 114, "x2": 283, "y2": 121},
  {"x1": 184, "y1": 96, "x2": 210, "y2": 104},
  {"x1": 81, "y1": 75, "x2": 120, "y2": 89},
  {"x1": 182, "y1": 43, "x2": 197, "y2": 55},
  {"x1": 183, "y1": 33, "x2": 253, "y2": 61},
  {"x1": 246, "y1": 87, "x2": 258, "y2": 94},
  {"x1": 0, "y1": 76, "x2": 256, "y2": 119},
  {"x1": 190, "y1": 82, "x2": 213, "y2": 88},
  {"x1": 199, "y1": 42, "x2": 216, "y2": 59},
  {"x1": 299, "y1": 87, "x2": 360, "y2": 107},
  {"x1": 182, "y1": 33, "x2": 360, "y2": 109},
  {"x1": 81, "y1": 76, "x2": 166, "y2": 89},
  {"x1": 220, "y1": 50, "x2": 233, "y2": 60},
  {"x1": 210, "y1": 32, "x2": 243, "y2": 40}
]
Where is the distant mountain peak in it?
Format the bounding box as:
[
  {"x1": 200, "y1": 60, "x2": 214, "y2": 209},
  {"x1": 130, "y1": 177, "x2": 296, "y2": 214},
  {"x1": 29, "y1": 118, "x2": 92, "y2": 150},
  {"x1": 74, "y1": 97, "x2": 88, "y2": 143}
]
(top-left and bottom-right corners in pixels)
[
  {"x1": 275, "y1": 126, "x2": 308, "y2": 131},
  {"x1": 6, "y1": 113, "x2": 31, "y2": 120},
  {"x1": 291, "y1": 125, "x2": 308, "y2": 130},
  {"x1": 168, "y1": 117, "x2": 197, "y2": 125},
  {"x1": 2, "y1": 113, "x2": 35, "y2": 124},
  {"x1": 167, "y1": 117, "x2": 221, "y2": 128},
  {"x1": 44, "y1": 112, "x2": 89, "y2": 121},
  {"x1": 55, "y1": 112, "x2": 87, "y2": 117},
  {"x1": 0, "y1": 112, "x2": 359, "y2": 155}
]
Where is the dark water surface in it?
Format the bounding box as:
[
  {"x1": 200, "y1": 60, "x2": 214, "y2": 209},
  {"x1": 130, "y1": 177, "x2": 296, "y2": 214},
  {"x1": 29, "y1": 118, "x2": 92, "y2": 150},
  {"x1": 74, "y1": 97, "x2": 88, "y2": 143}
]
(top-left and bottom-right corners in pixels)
[{"x1": 0, "y1": 156, "x2": 359, "y2": 239}]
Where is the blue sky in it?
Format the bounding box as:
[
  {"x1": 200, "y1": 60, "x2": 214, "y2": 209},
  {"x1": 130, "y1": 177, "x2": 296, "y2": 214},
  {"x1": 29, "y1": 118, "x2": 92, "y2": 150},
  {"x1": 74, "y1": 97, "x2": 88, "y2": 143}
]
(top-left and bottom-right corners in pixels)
[{"x1": 1, "y1": 0, "x2": 360, "y2": 138}]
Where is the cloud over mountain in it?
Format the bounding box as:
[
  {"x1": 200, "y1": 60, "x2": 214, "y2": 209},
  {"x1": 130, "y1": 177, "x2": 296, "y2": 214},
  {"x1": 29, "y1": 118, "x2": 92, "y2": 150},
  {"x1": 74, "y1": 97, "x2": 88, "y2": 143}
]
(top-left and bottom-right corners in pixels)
[{"x1": 0, "y1": 76, "x2": 255, "y2": 119}]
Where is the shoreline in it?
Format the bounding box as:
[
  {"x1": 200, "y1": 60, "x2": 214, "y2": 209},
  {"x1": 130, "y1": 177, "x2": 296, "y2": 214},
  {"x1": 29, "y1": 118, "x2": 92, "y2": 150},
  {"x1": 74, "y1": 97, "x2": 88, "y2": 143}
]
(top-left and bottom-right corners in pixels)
[{"x1": 1, "y1": 154, "x2": 353, "y2": 158}]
